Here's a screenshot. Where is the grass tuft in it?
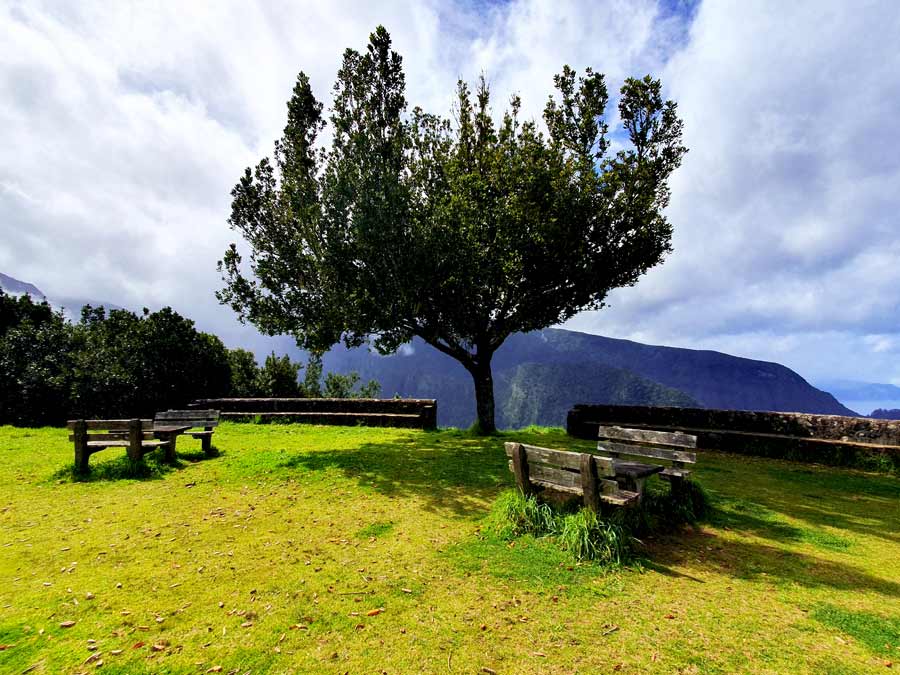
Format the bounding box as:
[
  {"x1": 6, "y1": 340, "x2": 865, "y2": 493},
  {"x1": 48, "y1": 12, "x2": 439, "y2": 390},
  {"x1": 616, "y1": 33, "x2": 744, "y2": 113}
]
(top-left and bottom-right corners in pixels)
[{"x1": 486, "y1": 478, "x2": 709, "y2": 565}]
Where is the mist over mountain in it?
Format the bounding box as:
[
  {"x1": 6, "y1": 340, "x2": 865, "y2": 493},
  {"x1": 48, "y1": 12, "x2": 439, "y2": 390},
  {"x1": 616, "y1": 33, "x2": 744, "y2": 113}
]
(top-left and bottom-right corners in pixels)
[{"x1": 318, "y1": 328, "x2": 856, "y2": 428}]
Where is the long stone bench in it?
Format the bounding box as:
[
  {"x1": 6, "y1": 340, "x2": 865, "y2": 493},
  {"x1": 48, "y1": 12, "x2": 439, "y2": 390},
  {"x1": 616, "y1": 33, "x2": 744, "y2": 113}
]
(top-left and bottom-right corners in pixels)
[{"x1": 190, "y1": 398, "x2": 437, "y2": 430}]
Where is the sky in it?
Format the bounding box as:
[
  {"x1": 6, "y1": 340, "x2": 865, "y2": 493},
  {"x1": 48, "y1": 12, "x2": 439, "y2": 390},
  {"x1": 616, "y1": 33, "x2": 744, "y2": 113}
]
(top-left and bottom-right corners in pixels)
[{"x1": 1, "y1": 0, "x2": 899, "y2": 389}]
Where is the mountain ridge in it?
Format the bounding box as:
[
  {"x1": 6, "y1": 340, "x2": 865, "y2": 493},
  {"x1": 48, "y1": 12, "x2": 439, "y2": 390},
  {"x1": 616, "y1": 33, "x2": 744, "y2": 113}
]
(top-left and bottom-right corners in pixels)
[{"x1": 318, "y1": 328, "x2": 855, "y2": 428}]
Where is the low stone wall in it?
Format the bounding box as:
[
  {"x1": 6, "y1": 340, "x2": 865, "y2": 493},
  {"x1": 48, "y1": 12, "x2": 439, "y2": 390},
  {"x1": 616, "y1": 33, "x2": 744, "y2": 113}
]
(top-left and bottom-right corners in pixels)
[
  {"x1": 567, "y1": 404, "x2": 900, "y2": 472},
  {"x1": 191, "y1": 398, "x2": 437, "y2": 430}
]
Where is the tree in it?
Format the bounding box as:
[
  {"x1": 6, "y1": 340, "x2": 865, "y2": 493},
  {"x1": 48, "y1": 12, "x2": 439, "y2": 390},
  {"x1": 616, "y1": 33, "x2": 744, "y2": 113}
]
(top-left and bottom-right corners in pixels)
[
  {"x1": 256, "y1": 352, "x2": 301, "y2": 397},
  {"x1": 0, "y1": 291, "x2": 73, "y2": 426},
  {"x1": 219, "y1": 27, "x2": 686, "y2": 432},
  {"x1": 70, "y1": 305, "x2": 232, "y2": 418},
  {"x1": 323, "y1": 371, "x2": 381, "y2": 399},
  {"x1": 228, "y1": 348, "x2": 260, "y2": 397},
  {"x1": 302, "y1": 353, "x2": 323, "y2": 397}
]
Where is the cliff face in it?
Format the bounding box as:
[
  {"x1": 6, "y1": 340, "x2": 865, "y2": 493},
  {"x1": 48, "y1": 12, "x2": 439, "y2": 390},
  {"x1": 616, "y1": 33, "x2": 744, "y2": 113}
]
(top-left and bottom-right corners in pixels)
[{"x1": 320, "y1": 327, "x2": 855, "y2": 428}]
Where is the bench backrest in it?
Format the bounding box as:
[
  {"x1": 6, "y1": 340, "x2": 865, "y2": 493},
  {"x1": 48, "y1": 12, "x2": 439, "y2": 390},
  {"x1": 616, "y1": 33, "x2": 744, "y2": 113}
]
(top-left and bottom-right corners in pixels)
[
  {"x1": 504, "y1": 442, "x2": 619, "y2": 510},
  {"x1": 154, "y1": 409, "x2": 220, "y2": 428},
  {"x1": 596, "y1": 425, "x2": 697, "y2": 468},
  {"x1": 66, "y1": 419, "x2": 154, "y2": 442}
]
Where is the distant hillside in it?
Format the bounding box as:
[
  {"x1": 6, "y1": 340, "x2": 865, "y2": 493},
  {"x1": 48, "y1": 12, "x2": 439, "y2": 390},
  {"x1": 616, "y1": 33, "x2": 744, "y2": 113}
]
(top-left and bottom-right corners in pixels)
[
  {"x1": 319, "y1": 328, "x2": 854, "y2": 428},
  {"x1": 0, "y1": 273, "x2": 126, "y2": 316},
  {"x1": 870, "y1": 409, "x2": 900, "y2": 420},
  {"x1": 814, "y1": 379, "x2": 900, "y2": 416},
  {"x1": 0, "y1": 272, "x2": 45, "y2": 298}
]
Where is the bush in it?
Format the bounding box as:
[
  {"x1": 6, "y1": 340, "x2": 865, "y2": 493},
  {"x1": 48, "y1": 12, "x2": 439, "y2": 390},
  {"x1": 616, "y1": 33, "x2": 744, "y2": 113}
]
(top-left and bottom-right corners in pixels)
[{"x1": 487, "y1": 478, "x2": 709, "y2": 565}]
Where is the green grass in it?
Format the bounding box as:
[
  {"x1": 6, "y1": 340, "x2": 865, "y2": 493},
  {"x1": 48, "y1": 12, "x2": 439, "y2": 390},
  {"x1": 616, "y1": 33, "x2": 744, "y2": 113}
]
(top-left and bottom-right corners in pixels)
[{"x1": 1, "y1": 423, "x2": 899, "y2": 673}]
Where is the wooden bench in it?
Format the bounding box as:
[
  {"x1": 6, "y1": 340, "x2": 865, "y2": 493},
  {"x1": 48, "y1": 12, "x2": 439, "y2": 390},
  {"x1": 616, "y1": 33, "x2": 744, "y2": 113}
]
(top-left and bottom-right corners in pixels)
[
  {"x1": 154, "y1": 409, "x2": 220, "y2": 454},
  {"x1": 596, "y1": 425, "x2": 698, "y2": 501},
  {"x1": 68, "y1": 419, "x2": 176, "y2": 473},
  {"x1": 504, "y1": 442, "x2": 642, "y2": 509}
]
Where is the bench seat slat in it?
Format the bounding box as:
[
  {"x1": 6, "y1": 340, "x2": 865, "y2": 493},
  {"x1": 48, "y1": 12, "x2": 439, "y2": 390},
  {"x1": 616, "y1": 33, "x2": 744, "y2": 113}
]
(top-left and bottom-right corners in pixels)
[
  {"x1": 598, "y1": 425, "x2": 697, "y2": 449},
  {"x1": 600, "y1": 490, "x2": 640, "y2": 506}
]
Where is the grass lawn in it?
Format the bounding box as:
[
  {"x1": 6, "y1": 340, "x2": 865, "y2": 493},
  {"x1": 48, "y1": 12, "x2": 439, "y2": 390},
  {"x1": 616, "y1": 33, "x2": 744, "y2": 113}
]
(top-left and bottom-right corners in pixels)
[{"x1": 1, "y1": 423, "x2": 899, "y2": 674}]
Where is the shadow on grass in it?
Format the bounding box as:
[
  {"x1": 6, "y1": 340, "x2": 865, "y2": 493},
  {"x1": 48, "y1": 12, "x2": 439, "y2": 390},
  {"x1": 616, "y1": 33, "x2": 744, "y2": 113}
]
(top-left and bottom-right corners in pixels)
[
  {"x1": 279, "y1": 429, "x2": 513, "y2": 517},
  {"x1": 699, "y1": 456, "x2": 900, "y2": 546},
  {"x1": 810, "y1": 603, "x2": 900, "y2": 655},
  {"x1": 52, "y1": 444, "x2": 221, "y2": 483},
  {"x1": 644, "y1": 528, "x2": 900, "y2": 598}
]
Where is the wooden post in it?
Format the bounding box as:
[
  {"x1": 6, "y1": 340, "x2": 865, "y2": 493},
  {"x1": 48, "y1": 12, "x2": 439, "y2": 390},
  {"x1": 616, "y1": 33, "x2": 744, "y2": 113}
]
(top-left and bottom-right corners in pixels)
[
  {"x1": 580, "y1": 453, "x2": 599, "y2": 512},
  {"x1": 509, "y1": 442, "x2": 532, "y2": 496},
  {"x1": 73, "y1": 420, "x2": 89, "y2": 473},
  {"x1": 127, "y1": 419, "x2": 143, "y2": 462},
  {"x1": 164, "y1": 432, "x2": 177, "y2": 463},
  {"x1": 201, "y1": 427, "x2": 212, "y2": 455}
]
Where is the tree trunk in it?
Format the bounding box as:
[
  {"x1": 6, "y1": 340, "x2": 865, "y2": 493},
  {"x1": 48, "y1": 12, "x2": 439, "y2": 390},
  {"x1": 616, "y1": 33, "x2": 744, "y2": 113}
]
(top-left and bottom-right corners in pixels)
[{"x1": 470, "y1": 360, "x2": 496, "y2": 434}]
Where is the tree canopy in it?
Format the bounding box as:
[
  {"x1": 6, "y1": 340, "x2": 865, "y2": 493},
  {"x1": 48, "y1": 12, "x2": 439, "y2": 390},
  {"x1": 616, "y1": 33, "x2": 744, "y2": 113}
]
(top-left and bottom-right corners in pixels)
[{"x1": 219, "y1": 26, "x2": 686, "y2": 432}]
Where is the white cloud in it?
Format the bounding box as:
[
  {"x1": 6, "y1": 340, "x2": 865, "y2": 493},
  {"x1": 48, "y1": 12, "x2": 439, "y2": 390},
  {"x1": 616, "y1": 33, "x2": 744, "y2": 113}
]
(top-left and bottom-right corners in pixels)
[
  {"x1": 2, "y1": 0, "x2": 898, "y2": 385},
  {"x1": 567, "y1": 0, "x2": 900, "y2": 384}
]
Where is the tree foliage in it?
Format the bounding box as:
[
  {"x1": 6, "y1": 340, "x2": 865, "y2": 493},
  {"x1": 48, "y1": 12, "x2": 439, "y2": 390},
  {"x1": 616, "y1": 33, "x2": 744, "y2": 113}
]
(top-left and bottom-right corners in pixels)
[
  {"x1": 219, "y1": 26, "x2": 687, "y2": 432},
  {"x1": 0, "y1": 291, "x2": 232, "y2": 425}
]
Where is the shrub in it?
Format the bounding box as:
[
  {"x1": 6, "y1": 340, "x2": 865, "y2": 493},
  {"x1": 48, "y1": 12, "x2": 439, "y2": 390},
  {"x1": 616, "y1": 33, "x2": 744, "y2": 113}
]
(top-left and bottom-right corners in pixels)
[{"x1": 488, "y1": 477, "x2": 709, "y2": 565}]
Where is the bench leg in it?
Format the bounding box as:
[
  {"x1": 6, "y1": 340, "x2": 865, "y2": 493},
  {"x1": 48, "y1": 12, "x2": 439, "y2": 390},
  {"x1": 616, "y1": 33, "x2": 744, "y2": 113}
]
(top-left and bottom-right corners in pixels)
[
  {"x1": 72, "y1": 420, "x2": 89, "y2": 473},
  {"x1": 126, "y1": 419, "x2": 143, "y2": 462},
  {"x1": 621, "y1": 476, "x2": 647, "y2": 505},
  {"x1": 74, "y1": 446, "x2": 90, "y2": 473},
  {"x1": 201, "y1": 430, "x2": 212, "y2": 455},
  {"x1": 165, "y1": 435, "x2": 177, "y2": 463}
]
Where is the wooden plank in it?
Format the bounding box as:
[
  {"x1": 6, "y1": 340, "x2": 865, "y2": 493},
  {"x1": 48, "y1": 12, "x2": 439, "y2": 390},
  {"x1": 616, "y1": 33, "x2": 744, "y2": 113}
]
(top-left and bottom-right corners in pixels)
[
  {"x1": 86, "y1": 441, "x2": 130, "y2": 448},
  {"x1": 504, "y1": 443, "x2": 582, "y2": 470},
  {"x1": 69, "y1": 432, "x2": 156, "y2": 442},
  {"x1": 600, "y1": 490, "x2": 640, "y2": 507},
  {"x1": 507, "y1": 442, "x2": 532, "y2": 496},
  {"x1": 597, "y1": 440, "x2": 696, "y2": 464},
  {"x1": 598, "y1": 425, "x2": 697, "y2": 449},
  {"x1": 532, "y1": 479, "x2": 582, "y2": 495},
  {"x1": 527, "y1": 463, "x2": 581, "y2": 491}
]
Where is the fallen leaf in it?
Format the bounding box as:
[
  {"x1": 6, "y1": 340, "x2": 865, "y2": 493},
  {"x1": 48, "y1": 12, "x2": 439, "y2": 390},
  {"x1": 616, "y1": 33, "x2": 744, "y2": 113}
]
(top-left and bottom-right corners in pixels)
[
  {"x1": 240, "y1": 622, "x2": 253, "y2": 628},
  {"x1": 366, "y1": 608, "x2": 383, "y2": 617},
  {"x1": 60, "y1": 621, "x2": 76, "y2": 628},
  {"x1": 109, "y1": 650, "x2": 123, "y2": 656},
  {"x1": 481, "y1": 668, "x2": 497, "y2": 675},
  {"x1": 155, "y1": 617, "x2": 164, "y2": 624},
  {"x1": 0, "y1": 644, "x2": 11, "y2": 650},
  {"x1": 401, "y1": 588, "x2": 412, "y2": 594},
  {"x1": 85, "y1": 592, "x2": 94, "y2": 600},
  {"x1": 83, "y1": 652, "x2": 102, "y2": 664},
  {"x1": 206, "y1": 668, "x2": 223, "y2": 673},
  {"x1": 151, "y1": 644, "x2": 166, "y2": 652},
  {"x1": 132, "y1": 642, "x2": 145, "y2": 649}
]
